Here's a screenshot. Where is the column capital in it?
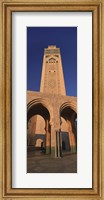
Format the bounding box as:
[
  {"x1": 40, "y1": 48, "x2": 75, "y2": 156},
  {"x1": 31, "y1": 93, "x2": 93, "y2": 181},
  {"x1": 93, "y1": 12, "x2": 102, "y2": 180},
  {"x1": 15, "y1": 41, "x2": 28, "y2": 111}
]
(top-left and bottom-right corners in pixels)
[
  {"x1": 54, "y1": 128, "x2": 61, "y2": 132},
  {"x1": 49, "y1": 120, "x2": 53, "y2": 126}
]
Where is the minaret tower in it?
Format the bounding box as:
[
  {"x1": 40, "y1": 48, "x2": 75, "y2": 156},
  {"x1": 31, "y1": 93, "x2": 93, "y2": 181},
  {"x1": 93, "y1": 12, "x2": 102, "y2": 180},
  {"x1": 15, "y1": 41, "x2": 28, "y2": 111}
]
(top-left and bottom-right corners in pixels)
[
  {"x1": 35, "y1": 46, "x2": 66, "y2": 150},
  {"x1": 40, "y1": 45, "x2": 66, "y2": 95}
]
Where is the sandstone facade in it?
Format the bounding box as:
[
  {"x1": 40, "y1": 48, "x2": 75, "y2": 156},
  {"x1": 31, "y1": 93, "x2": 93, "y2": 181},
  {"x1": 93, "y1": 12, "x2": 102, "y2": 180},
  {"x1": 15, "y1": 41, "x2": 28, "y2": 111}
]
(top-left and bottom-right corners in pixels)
[{"x1": 27, "y1": 46, "x2": 77, "y2": 157}]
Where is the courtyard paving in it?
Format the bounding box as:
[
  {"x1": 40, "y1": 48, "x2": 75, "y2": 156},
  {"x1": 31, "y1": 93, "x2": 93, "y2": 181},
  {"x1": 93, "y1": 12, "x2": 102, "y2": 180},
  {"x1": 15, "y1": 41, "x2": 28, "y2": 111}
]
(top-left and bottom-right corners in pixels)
[{"x1": 27, "y1": 151, "x2": 77, "y2": 173}]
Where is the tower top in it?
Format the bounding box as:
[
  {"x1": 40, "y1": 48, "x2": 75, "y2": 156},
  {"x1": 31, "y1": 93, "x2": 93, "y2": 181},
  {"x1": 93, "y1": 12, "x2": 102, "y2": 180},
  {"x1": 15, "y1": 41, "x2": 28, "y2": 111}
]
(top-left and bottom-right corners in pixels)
[
  {"x1": 48, "y1": 45, "x2": 56, "y2": 49},
  {"x1": 44, "y1": 45, "x2": 60, "y2": 54}
]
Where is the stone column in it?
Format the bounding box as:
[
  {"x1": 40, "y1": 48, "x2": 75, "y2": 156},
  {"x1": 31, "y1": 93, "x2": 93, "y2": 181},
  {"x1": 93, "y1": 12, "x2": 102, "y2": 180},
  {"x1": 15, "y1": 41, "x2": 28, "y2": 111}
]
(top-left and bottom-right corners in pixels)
[
  {"x1": 27, "y1": 120, "x2": 36, "y2": 146},
  {"x1": 56, "y1": 131, "x2": 62, "y2": 158},
  {"x1": 50, "y1": 104, "x2": 61, "y2": 158},
  {"x1": 50, "y1": 124, "x2": 56, "y2": 157},
  {"x1": 67, "y1": 120, "x2": 76, "y2": 153},
  {"x1": 45, "y1": 120, "x2": 51, "y2": 154}
]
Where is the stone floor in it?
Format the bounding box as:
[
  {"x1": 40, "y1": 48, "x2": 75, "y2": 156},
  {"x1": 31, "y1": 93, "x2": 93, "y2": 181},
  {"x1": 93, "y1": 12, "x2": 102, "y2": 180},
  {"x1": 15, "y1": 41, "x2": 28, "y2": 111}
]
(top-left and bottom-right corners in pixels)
[{"x1": 27, "y1": 151, "x2": 77, "y2": 173}]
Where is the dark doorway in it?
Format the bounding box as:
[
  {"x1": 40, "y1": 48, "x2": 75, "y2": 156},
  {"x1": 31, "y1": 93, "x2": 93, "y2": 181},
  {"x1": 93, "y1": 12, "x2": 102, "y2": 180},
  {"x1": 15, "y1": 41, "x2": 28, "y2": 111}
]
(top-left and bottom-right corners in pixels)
[{"x1": 62, "y1": 141, "x2": 66, "y2": 150}]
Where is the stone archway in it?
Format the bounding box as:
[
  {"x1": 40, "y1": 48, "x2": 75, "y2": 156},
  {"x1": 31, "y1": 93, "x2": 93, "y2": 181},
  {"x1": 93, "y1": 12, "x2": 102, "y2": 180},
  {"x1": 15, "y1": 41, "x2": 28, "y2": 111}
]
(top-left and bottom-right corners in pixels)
[
  {"x1": 27, "y1": 101, "x2": 51, "y2": 154},
  {"x1": 60, "y1": 102, "x2": 77, "y2": 153}
]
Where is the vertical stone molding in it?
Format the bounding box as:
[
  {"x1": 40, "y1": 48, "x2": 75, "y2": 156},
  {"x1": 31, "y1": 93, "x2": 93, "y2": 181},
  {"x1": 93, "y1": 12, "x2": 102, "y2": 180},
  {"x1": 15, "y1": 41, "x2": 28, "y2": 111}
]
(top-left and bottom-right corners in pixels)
[{"x1": 45, "y1": 120, "x2": 51, "y2": 154}]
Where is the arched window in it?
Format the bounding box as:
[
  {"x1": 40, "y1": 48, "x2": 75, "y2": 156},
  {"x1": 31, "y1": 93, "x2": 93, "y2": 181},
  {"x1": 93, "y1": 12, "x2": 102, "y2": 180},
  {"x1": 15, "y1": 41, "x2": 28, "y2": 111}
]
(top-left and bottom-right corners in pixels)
[{"x1": 48, "y1": 58, "x2": 56, "y2": 63}]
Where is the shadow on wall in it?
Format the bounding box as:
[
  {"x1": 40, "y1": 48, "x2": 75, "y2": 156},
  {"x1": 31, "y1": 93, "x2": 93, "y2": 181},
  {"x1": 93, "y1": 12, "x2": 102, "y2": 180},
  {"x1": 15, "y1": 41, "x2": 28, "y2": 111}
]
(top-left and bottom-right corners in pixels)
[
  {"x1": 27, "y1": 134, "x2": 46, "y2": 151},
  {"x1": 61, "y1": 132, "x2": 71, "y2": 151}
]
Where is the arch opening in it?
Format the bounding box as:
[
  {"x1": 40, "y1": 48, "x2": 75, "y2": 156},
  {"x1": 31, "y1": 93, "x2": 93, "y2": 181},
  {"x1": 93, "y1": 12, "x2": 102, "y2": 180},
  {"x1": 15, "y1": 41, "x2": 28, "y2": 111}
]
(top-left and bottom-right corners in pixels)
[
  {"x1": 60, "y1": 105, "x2": 77, "y2": 154},
  {"x1": 27, "y1": 102, "x2": 51, "y2": 154},
  {"x1": 27, "y1": 103, "x2": 50, "y2": 123}
]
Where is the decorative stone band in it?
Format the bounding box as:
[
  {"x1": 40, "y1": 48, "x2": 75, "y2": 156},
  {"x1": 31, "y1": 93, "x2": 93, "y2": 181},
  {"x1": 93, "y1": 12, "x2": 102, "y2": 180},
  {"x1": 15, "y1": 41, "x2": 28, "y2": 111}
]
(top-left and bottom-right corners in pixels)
[{"x1": 44, "y1": 49, "x2": 60, "y2": 54}]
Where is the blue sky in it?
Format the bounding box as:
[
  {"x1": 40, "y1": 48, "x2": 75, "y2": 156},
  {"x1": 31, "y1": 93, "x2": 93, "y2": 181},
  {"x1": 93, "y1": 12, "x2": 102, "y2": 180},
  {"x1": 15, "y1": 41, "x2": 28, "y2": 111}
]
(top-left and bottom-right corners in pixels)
[{"x1": 27, "y1": 27, "x2": 77, "y2": 96}]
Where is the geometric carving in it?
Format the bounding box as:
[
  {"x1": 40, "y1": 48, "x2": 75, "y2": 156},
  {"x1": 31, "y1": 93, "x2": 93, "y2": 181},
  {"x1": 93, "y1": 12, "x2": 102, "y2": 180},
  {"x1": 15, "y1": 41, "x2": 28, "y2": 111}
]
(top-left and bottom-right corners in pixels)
[{"x1": 48, "y1": 80, "x2": 56, "y2": 88}]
